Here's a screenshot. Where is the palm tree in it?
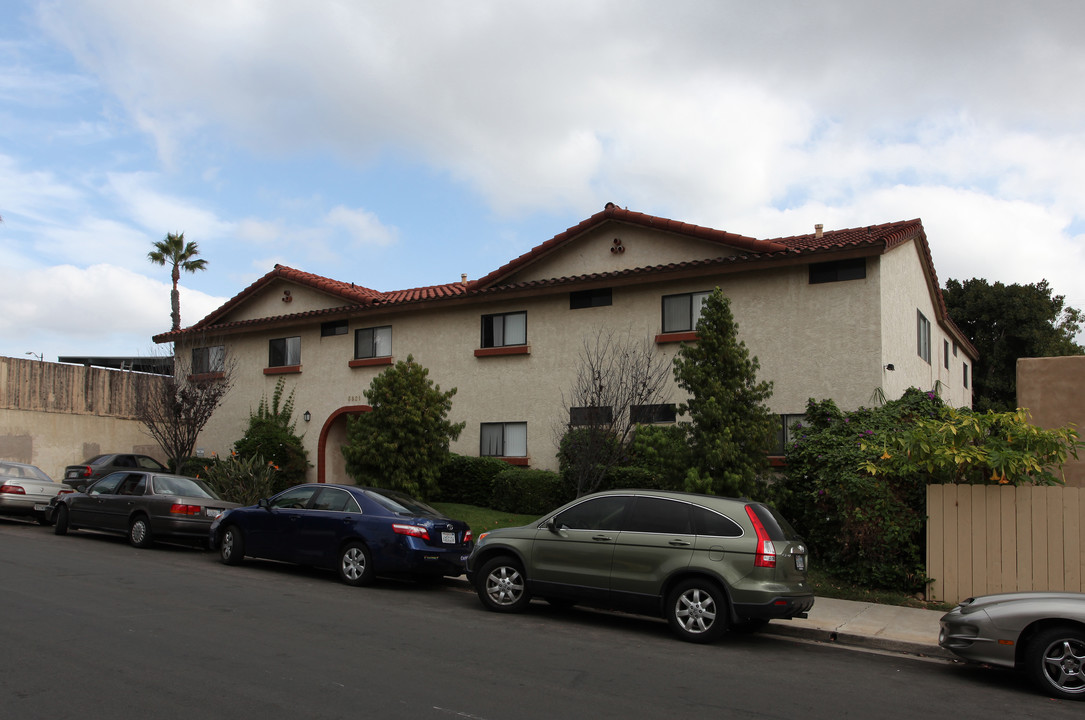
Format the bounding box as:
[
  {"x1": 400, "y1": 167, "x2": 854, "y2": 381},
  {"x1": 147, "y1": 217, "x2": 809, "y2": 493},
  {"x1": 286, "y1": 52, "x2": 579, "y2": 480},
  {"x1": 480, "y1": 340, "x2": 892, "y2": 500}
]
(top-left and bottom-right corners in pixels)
[{"x1": 148, "y1": 232, "x2": 208, "y2": 332}]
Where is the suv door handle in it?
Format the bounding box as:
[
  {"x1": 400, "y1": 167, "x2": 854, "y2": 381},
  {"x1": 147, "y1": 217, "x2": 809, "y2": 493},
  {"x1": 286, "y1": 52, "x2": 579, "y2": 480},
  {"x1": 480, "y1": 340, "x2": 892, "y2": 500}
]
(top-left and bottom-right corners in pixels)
[
  {"x1": 668, "y1": 539, "x2": 691, "y2": 547},
  {"x1": 591, "y1": 534, "x2": 613, "y2": 542}
]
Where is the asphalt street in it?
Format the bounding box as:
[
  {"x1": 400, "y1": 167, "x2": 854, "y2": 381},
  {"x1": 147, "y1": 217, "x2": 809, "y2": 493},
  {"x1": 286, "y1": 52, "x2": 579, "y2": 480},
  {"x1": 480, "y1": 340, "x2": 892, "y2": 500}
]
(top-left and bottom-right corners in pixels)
[{"x1": 2, "y1": 519, "x2": 1080, "y2": 719}]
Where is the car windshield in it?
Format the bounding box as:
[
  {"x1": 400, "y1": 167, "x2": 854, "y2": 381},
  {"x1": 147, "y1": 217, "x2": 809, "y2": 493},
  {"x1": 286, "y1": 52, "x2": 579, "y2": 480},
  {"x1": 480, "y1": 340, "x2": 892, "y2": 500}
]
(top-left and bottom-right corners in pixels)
[
  {"x1": 365, "y1": 489, "x2": 441, "y2": 517},
  {"x1": 151, "y1": 476, "x2": 219, "y2": 499}
]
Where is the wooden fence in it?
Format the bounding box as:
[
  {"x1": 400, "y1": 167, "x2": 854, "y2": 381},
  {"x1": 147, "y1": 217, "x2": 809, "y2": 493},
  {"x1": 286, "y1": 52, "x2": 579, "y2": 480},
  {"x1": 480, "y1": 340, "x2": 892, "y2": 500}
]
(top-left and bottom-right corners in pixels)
[{"x1": 927, "y1": 484, "x2": 1084, "y2": 604}]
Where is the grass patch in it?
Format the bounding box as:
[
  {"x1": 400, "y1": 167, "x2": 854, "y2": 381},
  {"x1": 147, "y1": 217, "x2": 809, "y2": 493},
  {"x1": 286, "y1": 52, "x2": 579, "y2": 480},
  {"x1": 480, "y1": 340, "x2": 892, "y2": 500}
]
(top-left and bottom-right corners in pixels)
[
  {"x1": 432, "y1": 501, "x2": 956, "y2": 612},
  {"x1": 808, "y1": 567, "x2": 956, "y2": 611},
  {"x1": 431, "y1": 502, "x2": 538, "y2": 536}
]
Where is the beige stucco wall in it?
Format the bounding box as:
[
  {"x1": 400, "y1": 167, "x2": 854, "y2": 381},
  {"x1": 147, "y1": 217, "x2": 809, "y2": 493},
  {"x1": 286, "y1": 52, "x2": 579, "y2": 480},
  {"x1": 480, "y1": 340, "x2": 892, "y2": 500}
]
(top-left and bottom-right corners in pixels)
[
  {"x1": 189, "y1": 235, "x2": 948, "y2": 480},
  {"x1": 1017, "y1": 356, "x2": 1085, "y2": 488},
  {"x1": 0, "y1": 357, "x2": 168, "y2": 479},
  {"x1": 879, "y1": 242, "x2": 973, "y2": 409}
]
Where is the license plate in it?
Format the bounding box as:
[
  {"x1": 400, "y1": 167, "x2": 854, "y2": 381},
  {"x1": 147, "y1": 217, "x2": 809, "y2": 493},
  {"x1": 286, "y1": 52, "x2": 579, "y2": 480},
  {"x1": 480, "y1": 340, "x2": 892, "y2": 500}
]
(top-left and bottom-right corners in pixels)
[
  {"x1": 34, "y1": 504, "x2": 50, "y2": 512},
  {"x1": 442, "y1": 532, "x2": 456, "y2": 544},
  {"x1": 795, "y1": 555, "x2": 806, "y2": 571},
  {"x1": 205, "y1": 508, "x2": 224, "y2": 518}
]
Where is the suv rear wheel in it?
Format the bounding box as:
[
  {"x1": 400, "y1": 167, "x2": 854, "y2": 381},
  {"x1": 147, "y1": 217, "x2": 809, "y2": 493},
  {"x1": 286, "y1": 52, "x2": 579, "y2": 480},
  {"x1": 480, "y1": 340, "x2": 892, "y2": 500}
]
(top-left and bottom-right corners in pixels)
[{"x1": 666, "y1": 578, "x2": 728, "y2": 643}]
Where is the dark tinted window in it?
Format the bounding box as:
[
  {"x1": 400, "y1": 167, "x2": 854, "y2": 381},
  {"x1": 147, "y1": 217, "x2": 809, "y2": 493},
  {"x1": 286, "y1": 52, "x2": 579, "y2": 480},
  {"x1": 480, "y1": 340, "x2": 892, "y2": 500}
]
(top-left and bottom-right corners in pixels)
[
  {"x1": 312, "y1": 488, "x2": 361, "y2": 513},
  {"x1": 809, "y1": 258, "x2": 866, "y2": 284},
  {"x1": 88, "y1": 474, "x2": 125, "y2": 495},
  {"x1": 630, "y1": 404, "x2": 677, "y2": 424},
  {"x1": 692, "y1": 506, "x2": 743, "y2": 537},
  {"x1": 623, "y1": 497, "x2": 692, "y2": 534},
  {"x1": 321, "y1": 320, "x2": 348, "y2": 337},
  {"x1": 570, "y1": 288, "x2": 612, "y2": 309},
  {"x1": 554, "y1": 496, "x2": 629, "y2": 531},
  {"x1": 747, "y1": 503, "x2": 801, "y2": 541},
  {"x1": 270, "y1": 486, "x2": 318, "y2": 509},
  {"x1": 569, "y1": 406, "x2": 614, "y2": 426},
  {"x1": 366, "y1": 489, "x2": 441, "y2": 517}
]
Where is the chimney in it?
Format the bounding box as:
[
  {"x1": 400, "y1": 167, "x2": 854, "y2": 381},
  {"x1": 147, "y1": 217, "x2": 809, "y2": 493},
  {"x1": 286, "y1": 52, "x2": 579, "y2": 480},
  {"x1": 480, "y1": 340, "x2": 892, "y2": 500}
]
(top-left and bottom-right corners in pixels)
[
  {"x1": 461, "y1": 274, "x2": 467, "y2": 286},
  {"x1": 815, "y1": 224, "x2": 824, "y2": 238}
]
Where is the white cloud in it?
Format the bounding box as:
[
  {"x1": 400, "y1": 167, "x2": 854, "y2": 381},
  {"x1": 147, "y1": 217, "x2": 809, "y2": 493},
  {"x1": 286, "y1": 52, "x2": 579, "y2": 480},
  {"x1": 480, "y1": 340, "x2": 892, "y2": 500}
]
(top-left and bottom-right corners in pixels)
[{"x1": 323, "y1": 206, "x2": 398, "y2": 247}]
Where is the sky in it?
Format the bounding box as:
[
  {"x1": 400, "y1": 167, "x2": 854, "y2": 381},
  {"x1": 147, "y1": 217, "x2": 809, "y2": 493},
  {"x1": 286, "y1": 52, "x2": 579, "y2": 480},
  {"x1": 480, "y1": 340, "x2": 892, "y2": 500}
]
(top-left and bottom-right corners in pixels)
[{"x1": 3, "y1": 0, "x2": 1085, "y2": 363}]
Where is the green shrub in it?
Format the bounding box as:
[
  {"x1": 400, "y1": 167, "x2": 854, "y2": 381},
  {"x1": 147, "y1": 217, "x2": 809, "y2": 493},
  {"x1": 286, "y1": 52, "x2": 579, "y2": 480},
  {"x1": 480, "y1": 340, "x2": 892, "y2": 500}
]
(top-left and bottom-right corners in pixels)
[
  {"x1": 198, "y1": 453, "x2": 284, "y2": 506},
  {"x1": 436, "y1": 454, "x2": 508, "y2": 505},
  {"x1": 624, "y1": 424, "x2": 693, "y2": 492},
  {"x1": 234, "y1": 378, "x2": 310, "y2": 493},
  {"x1": 490, "y1": 467, "x2": 569, "y2": 515}
]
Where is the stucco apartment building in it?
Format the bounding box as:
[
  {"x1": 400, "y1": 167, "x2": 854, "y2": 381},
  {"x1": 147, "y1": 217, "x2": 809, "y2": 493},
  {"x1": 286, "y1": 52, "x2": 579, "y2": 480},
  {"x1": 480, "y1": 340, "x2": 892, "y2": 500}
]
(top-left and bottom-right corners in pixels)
[{"x1": 153, "y1": 203, "x2": 975, "y2": 484}]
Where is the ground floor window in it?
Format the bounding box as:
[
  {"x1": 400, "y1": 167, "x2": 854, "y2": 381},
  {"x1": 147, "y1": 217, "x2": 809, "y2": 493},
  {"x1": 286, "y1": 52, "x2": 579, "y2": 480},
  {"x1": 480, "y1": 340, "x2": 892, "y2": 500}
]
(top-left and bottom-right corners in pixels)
[{"x1": 481, "y1": 422, "x2": 527, "y2": 457}]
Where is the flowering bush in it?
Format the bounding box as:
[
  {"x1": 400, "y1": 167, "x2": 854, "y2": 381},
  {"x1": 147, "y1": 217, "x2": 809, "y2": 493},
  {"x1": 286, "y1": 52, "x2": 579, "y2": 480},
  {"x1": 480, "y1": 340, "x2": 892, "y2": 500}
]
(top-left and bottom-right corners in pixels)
[
  {"x1": 779, "y1": 388, "x2": 1081, "y2": 593},
  {"x1": 199, "y1": 453, "x2": 283, "y2": 506}
]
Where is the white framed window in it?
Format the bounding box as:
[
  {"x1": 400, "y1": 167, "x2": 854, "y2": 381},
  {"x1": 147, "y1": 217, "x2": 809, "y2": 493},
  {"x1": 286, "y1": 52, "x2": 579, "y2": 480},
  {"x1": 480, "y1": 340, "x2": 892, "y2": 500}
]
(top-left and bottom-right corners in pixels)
[
  {"x1": 192, "y1": 345, "x2": 225, "y2": 374},
  {"x1": 269, "y1": 336, "x2": 301, "y2": 367},
  {"x1": 662, "y1": 291, "x2": 711, "y2": 333},
  {"x1": 481, "y1": 311, "x2": 527, "y2": 348},
  {"x1": 917, "y1": 311, "x2": 931, "y2": 364},
  {"x1": 480, "y1": 422, "x2": 527, "y2": 457},
  {"x1": 355, "y1": 326, "x2": 392, "y2": 359}
]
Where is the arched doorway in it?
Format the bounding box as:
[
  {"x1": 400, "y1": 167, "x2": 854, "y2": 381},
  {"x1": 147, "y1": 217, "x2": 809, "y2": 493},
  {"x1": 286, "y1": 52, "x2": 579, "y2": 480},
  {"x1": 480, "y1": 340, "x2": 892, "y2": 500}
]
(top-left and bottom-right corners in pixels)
[{"x1": 316, "y1": 405, "x2": 371, "y2": 484}]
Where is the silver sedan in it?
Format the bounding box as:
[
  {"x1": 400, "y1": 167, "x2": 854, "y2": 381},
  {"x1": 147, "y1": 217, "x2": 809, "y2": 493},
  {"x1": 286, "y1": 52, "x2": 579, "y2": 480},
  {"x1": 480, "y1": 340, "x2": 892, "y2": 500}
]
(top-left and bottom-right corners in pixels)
[
  {"x1": 0, "y1": 461, "x2": 73, "y2": 524},
  {"x1": 939, "y1": 591, "x2": 1085, "y2": 700}
]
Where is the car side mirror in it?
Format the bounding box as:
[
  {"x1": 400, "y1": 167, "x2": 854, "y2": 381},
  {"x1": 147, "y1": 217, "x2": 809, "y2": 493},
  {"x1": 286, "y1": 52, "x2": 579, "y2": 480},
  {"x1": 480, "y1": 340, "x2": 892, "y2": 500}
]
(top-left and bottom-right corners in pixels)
[
  {"x1": 546, "y1": 518, "x2": 562, "y2": 535},
  {"x1": 258, "y1": 498, "x2": 271, "y2": 510}
]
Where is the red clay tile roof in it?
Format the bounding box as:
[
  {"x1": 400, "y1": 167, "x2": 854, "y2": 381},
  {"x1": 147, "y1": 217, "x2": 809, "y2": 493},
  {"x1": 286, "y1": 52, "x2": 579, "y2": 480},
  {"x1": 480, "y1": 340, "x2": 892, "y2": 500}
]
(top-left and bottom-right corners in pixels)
[
  {"x1": 153, "y1": 206, "x2": 973, "y2": 357},
  {"x1": 470, "y1": 202, "x2": 786, "y2": 290}
]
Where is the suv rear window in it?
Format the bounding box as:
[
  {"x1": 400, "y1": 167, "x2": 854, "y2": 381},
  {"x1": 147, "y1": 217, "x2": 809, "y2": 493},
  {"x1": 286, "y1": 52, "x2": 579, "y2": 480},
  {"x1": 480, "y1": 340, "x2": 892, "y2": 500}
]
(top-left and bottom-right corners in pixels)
[{"x1": 746, "y1": 503, "x2": 801, "y2": 541}]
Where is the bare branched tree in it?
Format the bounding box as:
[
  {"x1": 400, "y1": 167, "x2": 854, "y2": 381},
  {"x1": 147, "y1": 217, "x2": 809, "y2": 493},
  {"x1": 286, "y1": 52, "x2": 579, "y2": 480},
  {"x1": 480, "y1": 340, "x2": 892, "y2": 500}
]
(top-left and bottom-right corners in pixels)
[
  {"x1": 137, "y1": 342, "x2": 234, "y2": 473},
  {"x1": 557, "y1": 328, "x2": 673, "y2": 497}
]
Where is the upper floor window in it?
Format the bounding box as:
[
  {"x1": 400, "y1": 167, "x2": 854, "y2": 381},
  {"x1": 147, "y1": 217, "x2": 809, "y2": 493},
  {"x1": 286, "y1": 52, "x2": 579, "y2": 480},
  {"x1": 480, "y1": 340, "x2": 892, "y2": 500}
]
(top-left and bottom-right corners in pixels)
[
  {"x1": 321, "y1": 320, "x2": 348, "y2": 337},
  {"x1": 963, "y1": 363, "x2": 970, "y2": 389},
  {"x1": 630, "y1": 404, "x2": 677, "y2": 424},
  {"x1": 269, "y1": 336, "x2": 301, "y2": 367},
  {"x1": 569, "y1": 406, "x2": 614, "y2": 426},
  {"x1": 480, "y1": 422, "x2": 527, "y2": 457},
  {"x1": 917, "y1": 311, "x2": 931, "y2": 364},
  {"x1": 570, "y1": 288, "x2": 613, "y2": 309},
  {"x1": 192, "y1": 345, "x2": 225, "y2": 375},
  {"x1": 662, "y1": 291, "x2": 711, "y2": 333},
  {"x1": 355, "y1": 326, "x2": 392, "y2": 359},
  {"x1": 481, "y1": 311, "x2": 527, "y2": 348},
  {"x1": 809, "y1": 258, "x2": 866, "y2": 284},
  {"x1": 944, "y1": 340, "x2": 950, "y2": 369}
]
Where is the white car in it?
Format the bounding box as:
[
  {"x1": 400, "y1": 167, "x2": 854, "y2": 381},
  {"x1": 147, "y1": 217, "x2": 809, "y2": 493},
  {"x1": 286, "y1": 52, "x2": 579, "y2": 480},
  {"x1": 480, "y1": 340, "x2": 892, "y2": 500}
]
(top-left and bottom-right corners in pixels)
[{"x1": 0, "y1": 461, "x2": 73, "y2": 525}]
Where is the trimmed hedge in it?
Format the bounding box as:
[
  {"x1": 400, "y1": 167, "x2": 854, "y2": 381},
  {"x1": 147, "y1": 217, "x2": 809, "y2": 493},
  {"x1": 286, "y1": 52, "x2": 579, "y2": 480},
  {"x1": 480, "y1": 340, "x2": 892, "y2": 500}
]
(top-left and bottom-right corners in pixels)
[
  {"x1": 434, "y1": 454, "x2": 510, "y2": 505},
  {"x1": 490, "y1": 467, "x2": 569, "y2": 516}
]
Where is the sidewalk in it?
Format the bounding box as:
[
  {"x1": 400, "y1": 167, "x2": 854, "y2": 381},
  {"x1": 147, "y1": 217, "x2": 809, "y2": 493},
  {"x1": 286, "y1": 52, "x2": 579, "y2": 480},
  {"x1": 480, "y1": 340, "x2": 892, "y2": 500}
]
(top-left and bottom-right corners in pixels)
[{"x1": 764, "y1": 596, "x2": 954, "y2": 659}]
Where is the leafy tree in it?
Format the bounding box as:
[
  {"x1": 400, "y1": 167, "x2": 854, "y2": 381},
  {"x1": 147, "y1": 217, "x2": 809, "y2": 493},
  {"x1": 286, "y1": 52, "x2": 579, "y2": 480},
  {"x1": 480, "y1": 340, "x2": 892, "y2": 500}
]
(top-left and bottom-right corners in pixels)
[
  {"x1": 233, "y1": 378, "x2": 310, "y2": 492},
  {"x1": 148, "y1": 231, "x2": 208, "y2": 332},
  {"x1": 557, "y1": 329, "x2": 672, "y2": 497},
  {"x1": 943, "y1": 278, "x2": 1084, "y2": 412},
  {"x1": 342, "y1": 355, "x2": 465, "y2": 498},
  {"x1": 672, "y1": 288, "x2": 775, "y2": 498},
  {"x1": 199, "y1": 453, "x2": 283, "y2": 505}
]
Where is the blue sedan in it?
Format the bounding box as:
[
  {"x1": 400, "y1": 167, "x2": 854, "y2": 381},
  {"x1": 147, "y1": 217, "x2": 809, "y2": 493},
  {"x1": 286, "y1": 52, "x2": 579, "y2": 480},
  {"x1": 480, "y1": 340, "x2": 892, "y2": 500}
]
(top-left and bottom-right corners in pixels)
[{"x1": 208, "y1": 484, "x2": 473, "y2": 586}]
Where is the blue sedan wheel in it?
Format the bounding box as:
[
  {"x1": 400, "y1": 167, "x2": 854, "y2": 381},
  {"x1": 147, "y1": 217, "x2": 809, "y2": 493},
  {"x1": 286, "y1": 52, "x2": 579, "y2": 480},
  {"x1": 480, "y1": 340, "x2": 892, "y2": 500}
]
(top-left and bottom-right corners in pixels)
[{"x1": 338, "y1": 542, "x2": 374, "y2": 586}]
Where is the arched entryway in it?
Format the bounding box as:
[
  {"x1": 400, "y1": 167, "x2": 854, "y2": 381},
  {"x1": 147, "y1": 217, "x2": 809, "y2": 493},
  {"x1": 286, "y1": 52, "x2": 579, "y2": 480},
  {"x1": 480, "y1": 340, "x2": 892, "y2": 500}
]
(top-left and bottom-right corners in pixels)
[{"x1": 316, "y1": 405, "x2": 371, "y2": 484}]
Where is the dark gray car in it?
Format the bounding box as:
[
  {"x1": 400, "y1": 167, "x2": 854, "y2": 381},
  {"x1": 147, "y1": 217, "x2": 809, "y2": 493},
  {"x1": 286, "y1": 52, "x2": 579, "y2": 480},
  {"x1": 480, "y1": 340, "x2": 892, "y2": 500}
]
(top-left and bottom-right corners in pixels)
[
  {"x1": 63, "y1": 454, "x2": 169, "y2": 485},
  {"x1": 52, "y1": 471, "x2": 239, "y2": 548},
  {"x1": 466, "y1": 489, "x2": 813, "y2": 643},
  {"x1": 940, "y1": 592, "x2": 1085, "y2": 700}
]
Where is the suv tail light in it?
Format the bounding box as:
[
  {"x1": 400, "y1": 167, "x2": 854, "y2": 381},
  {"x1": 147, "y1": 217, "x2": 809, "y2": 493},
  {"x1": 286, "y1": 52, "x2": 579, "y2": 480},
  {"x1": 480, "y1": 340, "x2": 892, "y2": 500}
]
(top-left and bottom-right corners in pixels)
[{"x1": 745, "y1": 505, "x2": 777, "y2": 568}]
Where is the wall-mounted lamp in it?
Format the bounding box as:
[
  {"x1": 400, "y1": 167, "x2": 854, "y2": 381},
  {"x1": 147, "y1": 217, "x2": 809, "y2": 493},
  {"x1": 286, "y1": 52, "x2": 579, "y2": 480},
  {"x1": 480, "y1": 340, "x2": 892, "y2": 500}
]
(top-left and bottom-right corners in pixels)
[
  {"x1": 884, "y1": 364, "x2": 895, "y2": 372},
  {"x1": 303, "y1": 411, "x2": 311, "y2": 422},
  {"x1": 25, "y1": 351, "x2": 43, "y2": 362}
]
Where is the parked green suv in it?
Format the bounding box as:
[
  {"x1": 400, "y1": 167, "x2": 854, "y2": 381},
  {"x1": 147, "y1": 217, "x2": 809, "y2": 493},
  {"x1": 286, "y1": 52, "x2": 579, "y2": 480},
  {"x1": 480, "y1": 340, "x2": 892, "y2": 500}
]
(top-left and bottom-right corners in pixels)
[{"x1": 466, "y1": 489, "x2": 813, "y2": 643}]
